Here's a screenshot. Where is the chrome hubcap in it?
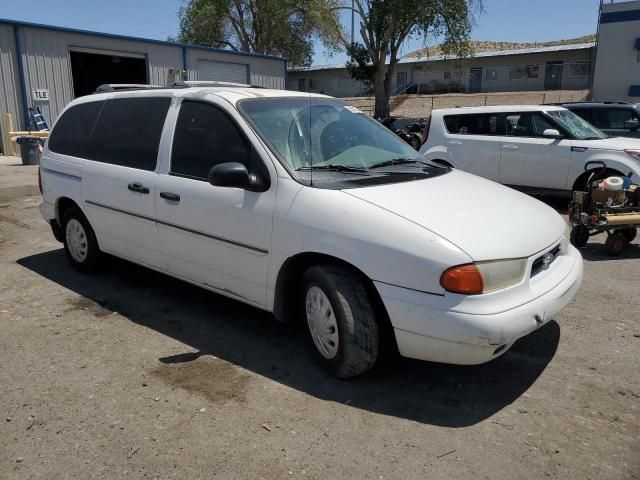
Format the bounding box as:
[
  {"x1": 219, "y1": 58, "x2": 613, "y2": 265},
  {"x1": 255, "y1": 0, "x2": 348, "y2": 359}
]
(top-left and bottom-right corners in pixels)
[
  {"x1": 66, "y1": 219, "x2": 88, "y2": 262},
  {"x1": 305, "y1": 285, "x2": 339, "y2": 359}
]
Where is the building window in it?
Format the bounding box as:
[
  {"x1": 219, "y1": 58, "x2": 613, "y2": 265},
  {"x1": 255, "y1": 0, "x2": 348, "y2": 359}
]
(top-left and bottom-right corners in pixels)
[
  {"x1": 509, "y1": 65, "x2": 538, "y2": 80},
  {"x1": 636, "y1": 50, "x2": 640, "y2": 63},
  {"x1": 297, "y1": 78, "x2": 306, "y2": 91},
  {"x1": 569, "y1": 62, "x2": 591, "y2": 77},
  {"x1": 485, "y1": 68, "x2": 498, "y2": 81}
]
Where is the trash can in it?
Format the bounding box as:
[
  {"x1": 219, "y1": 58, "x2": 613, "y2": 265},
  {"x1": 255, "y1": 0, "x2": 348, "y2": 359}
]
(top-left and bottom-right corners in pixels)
[{"x1": 16, "y1": 136, "x2": 42, "y2": 165}]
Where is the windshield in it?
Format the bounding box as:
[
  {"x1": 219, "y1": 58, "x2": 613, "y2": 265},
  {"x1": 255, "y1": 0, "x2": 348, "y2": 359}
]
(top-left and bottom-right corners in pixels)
[
  {"x1": 546, "y1": 109, "x2": 607, "y2": 140},
  {"x1": 238, "y1": 97, "x2": 423, "y2": 172}
]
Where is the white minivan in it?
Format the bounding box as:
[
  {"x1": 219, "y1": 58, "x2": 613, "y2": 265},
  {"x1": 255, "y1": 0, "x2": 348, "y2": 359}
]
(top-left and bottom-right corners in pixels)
[
  {"x1": 420, "y1": 105, "x2": 640, "y2": 194},
  {"x1": 39, "y1": 85, "x2": 583, "y2": 377}
]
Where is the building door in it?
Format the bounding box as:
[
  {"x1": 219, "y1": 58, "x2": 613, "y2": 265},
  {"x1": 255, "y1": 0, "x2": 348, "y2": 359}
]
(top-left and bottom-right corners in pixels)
[
  {"x1": 396, "y1": 72, "x2": 407, "y2": 92},
  {"x1": 544, "y1": 61, "x2": 563, "y2": 90},
  {"x1": 469, "y1": 68, "x2": 482, "y2": 93},
  {"x1": 70, "y1": 50, "x2": 147, "y2": 97},
  {"x1": 197, "y1": 60, "x2": 249, "y2": 84}
]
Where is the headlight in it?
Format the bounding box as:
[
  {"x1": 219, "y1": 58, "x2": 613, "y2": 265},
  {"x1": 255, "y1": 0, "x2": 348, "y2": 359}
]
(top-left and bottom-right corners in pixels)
[
  {"x1": 440, "y1": 258, "x2": 527, "y2": 295},
  {"x1": 625, "y1": 149, "x2": 640, "y2": 161}
]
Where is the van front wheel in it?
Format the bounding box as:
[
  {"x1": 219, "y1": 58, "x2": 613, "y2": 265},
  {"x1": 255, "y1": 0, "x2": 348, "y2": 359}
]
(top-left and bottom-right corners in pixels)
[
  {"x1": 62, "y1": 207, "x2": 100, "y2": 273},
  {"x1": 301, "y1": 265, "x2": 379, "y2": 378}
]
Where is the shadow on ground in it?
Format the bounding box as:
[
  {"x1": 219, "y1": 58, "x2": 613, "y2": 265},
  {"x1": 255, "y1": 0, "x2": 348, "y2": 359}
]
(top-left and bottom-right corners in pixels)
[{"x1": 18, "y1": 249, "x2": 560, "y2": 428}]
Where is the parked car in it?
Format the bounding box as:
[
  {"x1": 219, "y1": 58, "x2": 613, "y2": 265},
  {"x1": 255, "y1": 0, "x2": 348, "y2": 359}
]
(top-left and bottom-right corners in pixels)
[
  {"x1": 558, "y1": 102, "x2": 640, "y2": 138},
  {"x1": 379, "y1": 117, "x2": 424, "y2": 150},
  {"x1": 39, "y1": 86, "x2": 583, "y2": 378},
  {"x1": 420, "y1": 105, "x2": 640, "y2": 195}
]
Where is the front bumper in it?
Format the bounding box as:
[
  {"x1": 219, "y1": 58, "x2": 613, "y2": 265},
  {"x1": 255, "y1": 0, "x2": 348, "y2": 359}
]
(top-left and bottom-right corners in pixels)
[{"x1": 375, "y1": 245, "x2": 583, "y2": 365}]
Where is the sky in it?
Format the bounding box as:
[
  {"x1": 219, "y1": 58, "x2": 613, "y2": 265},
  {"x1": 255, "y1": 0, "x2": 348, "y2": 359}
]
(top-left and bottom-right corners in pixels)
[{"x1": 1, "y1": 0, "x2": 602, "y2": 65}]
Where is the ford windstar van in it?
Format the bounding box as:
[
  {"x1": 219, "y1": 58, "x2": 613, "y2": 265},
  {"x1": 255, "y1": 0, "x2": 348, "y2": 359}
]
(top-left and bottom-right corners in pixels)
[{"x1": 39, "y1": 84, "x2": 583, "y2": 377}]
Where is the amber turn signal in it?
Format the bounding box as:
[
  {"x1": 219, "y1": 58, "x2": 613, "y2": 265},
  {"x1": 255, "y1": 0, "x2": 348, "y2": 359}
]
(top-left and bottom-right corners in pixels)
[{"x1": 440, "y1": 264, "x2": 484, "y2": 294}]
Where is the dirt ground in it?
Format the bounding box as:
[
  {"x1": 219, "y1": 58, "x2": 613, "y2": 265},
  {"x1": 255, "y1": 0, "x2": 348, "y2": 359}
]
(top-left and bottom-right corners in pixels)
[{"x1": 0, "y1": 156, "x2": 638, "y2": 480}]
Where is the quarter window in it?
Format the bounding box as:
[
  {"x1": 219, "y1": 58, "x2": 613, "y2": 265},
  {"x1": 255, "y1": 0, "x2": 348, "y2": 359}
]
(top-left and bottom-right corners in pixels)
[
  {"x1": 48, "y1": 101, "x2": 104, "y2": 157},
  {"x1": 89, "y1": 97, "x2": 170, "y2": 171},
  {"x1": 171, "y1": 101, "x2": 252, "y2": 180}
]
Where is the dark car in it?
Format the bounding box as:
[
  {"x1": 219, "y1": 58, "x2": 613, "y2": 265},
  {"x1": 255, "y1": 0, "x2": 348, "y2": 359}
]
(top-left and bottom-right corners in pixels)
[
  {"x1": 379, "y1": 117, "x2": 425, "y2": 150},
  {"x1": 558, "y1": 102, "x2": 640, "y2": 138}
]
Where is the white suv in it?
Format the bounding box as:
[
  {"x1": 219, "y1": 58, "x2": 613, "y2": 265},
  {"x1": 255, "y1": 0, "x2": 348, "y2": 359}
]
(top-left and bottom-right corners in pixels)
[
  {"x1": 39, "y1": 86, "x2": 583, "y2": 377},
  {"x1": 420, "y1": 105, "x2": 640, "y2": 193}
]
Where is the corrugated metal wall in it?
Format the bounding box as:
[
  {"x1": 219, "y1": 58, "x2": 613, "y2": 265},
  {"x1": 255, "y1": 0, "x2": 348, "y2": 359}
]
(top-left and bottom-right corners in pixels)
[
  {"x1": 0, "y1": 21, "x2": 286, "y2": 145},
  {"x1": 0, "y1": 24, "x2": 24, "y2": 153},
  {"x1": 17, "y1": 26, "x2": 184, "y2": 128}
]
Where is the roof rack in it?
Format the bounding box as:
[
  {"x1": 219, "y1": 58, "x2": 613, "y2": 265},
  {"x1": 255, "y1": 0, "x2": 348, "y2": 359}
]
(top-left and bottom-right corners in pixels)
[
  {"x1": 95, "y1": 83, "x2": 165, "y2": 93},
  {"x1": 546, "y1": 101, "x2": 632, "y2": 106},
  {"x1": 170, "y1": 80, "x2": 264, "y2": 89}
]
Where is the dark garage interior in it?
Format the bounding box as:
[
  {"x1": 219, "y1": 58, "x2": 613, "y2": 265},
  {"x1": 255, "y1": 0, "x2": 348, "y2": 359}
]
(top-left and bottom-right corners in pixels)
[{"x1": 70, "y1": 51, "x2": 148, "y2": 97}]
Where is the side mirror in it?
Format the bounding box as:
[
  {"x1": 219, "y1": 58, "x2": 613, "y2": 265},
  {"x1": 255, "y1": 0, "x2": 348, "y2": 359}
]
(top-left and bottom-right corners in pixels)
[
  {"x1": 208, "y1": 162, "x2": 265, "y2": 191},
  {"x1": 542, "y1": 128, "x2": 562, "y2": 138},
  {"x1": 624, "y1": 119, "x2": 639, "y2": 131}
]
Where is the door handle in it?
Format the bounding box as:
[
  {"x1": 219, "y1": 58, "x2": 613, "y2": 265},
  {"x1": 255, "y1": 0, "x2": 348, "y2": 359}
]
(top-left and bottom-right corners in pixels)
[
  {"x1": 448, "y1": 140, "x2": 463, "y2": 146},
  {"x1": 127, "y1": 182, "x2": 150, "y2": 194},
  {"x1": 502, "y1": 144, "x2": 519, "y2": 150},
  {"x1": 160, "y1": 191, "x2": 181, "y2": 202}
]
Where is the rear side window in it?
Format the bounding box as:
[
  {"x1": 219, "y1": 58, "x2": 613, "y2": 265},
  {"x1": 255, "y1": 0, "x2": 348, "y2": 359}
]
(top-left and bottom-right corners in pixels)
[
  {"x1": 592, "y1": 108, "x2": 637, "y2": 129},
  {"x1": 48, "y1": 101, "x2": 104, "y2": 157},
  {"x1": 444, "y1": 114, "x2": 503, "y2": 136},
  {"x1": 89, "y1": 97, "x2": 171, "y2": 171},
  {"x1": 171, "y1": 101, "x2": 252, "y2": 179}
]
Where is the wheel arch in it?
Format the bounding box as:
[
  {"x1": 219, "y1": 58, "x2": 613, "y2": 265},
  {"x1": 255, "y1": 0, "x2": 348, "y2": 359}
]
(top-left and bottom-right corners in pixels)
[
  {"x1": 55, "y1": 197, "x2": 82, "y2": 225},
  {"x1": 272, "y1": 252, "x2": 397, "y2": 352}
]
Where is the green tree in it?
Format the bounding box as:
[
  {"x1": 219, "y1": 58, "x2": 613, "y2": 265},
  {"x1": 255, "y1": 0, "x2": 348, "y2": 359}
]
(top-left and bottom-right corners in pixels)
[
  {"x1": 174, "y1": 0, "x2": 341, "y2": 67},
  {"x1": 339, "y1": 0, "x2": 481, "y2": 118}
]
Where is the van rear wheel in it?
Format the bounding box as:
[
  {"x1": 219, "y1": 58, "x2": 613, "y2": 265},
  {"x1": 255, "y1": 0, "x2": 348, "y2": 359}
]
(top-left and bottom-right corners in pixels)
[
  {"x1": 62, "y1": 207, "x2": 100, "y2": 273},
  {"x1": 301, "y1": 265, "x2": 379, "y2": 378}
]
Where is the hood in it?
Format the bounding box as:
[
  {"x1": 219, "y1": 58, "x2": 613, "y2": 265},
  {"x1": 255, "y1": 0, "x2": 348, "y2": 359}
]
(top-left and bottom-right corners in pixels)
[
  {"x1": 344, "y1": 169, "x2": 566, "y2": 261},
  {"x1": 575, "y1": 136, "x2": 640, "y2": 151}
]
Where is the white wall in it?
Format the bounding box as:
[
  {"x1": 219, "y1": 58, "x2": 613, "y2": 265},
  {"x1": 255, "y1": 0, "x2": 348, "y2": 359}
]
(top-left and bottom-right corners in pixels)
[{"x1": 593, "y1": 0, "x2": 640, "y2": 101}]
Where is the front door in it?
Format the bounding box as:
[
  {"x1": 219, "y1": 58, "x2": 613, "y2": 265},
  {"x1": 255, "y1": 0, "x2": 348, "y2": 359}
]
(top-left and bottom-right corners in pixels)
[
  {"x1": 82, "y1": 96, "x2": 171, "y2": 267},
  {"x1": 396, "y1": 72, "x2": 407, "y2": 93},
  {"x1": 499, "y1": 111, "x2": 572, "y2": 190},
  {"x1": 469, "y1": 68, "x2": 482, "y2": 93},
  {"x1": 544, "y1": 62, "x2": 563, "y2": 90},
  {"x1": 156, "y1": 98, "x2": 276, "y2": 307}
]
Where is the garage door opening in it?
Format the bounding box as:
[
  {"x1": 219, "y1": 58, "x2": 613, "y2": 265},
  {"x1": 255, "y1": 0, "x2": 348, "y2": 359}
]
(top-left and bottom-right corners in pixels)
[{"x1": 70, "y1": 50, "x2": 148, "y2": 97}]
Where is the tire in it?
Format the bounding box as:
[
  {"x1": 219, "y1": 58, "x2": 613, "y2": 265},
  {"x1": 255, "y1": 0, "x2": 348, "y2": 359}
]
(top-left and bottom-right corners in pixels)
[
  {"x1": 570, "y1": 225, "x2": 590, "y2": 248},
  {"x1": 301, "y1": 265, "x2": 379, "y2": 378},
  {"x1": 62, "y1": 206, "x2": 100, "y2": 273},
  {"x1": 617, "y1": 228, "x2": 637, "y2": 243},
  {"x1": 605, "y1": 232, "x2": 625, "y2": 257}
]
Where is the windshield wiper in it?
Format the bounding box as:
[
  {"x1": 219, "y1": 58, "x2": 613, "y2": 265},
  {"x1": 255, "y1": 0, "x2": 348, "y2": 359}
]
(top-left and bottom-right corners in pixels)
[
  {"x1": 296, "y1": 165, "x2": 369, "y2": 173},
  {"x1": 368, "y1": 158, "x2": 425, "y2": 169}
]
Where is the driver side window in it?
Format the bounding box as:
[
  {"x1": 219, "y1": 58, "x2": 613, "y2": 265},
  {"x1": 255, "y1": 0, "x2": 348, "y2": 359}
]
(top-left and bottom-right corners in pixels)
[{"x1": 171, "y1": 101, "x2": 252, "y2": 180}]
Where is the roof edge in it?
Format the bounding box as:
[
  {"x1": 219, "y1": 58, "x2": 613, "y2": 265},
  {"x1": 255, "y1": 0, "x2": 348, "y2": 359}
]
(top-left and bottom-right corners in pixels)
[{"x1": 0, "y1": 17, "x2": 287, "y2": 62}]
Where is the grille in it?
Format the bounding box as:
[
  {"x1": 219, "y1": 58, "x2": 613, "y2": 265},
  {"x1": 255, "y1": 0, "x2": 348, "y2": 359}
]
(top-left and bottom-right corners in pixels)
[{"x1": 531, "y1": 244, "x2": 561, "y2": 278}]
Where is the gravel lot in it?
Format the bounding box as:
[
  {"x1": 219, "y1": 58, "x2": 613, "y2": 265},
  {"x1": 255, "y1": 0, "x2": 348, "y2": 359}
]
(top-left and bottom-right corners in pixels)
[{"x1": 0, "y1": 156, "x2": 638, "y2": 479}]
